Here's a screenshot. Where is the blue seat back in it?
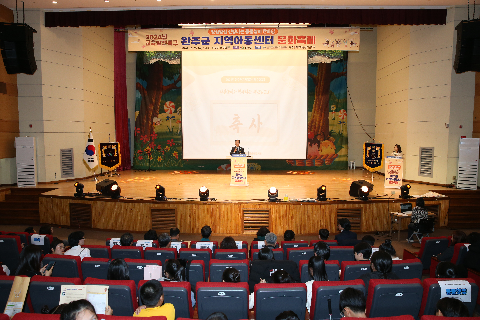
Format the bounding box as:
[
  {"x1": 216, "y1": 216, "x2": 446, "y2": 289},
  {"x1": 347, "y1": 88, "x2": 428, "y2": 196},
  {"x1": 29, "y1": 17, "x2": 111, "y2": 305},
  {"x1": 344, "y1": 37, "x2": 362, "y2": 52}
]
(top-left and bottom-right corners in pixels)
[
  {"x1": 209, "y1": 261, "x2": 249, "y2": 282},
  {"x1": 300, "y1": 263, "x2": 339, "y2": 282},
  {"x1": 81, "y1": 260, "x2": 110, "y2": 281},
  {"x1": 288, "y1": 248, "x2": 314, "y2": 267},
  {"x1": 368, "y1": 282, "x2": 423, "y2": 318},
  {"x1": 197, "y1": 284, "x2": 249, "y2": 320},
  {"x1": 255, "y1": 285, "x2": 307, "y2": 320},
  {"x1": 0, "y1": 276, "x2": 14, "y2": 312},
  {"x1": 391, "y1": 260, "x2": 423, "y2": 279},
  {"x1": 42, "y1": 256, "x2": 81, "y2": 279},
  {"x1": 29, "y1": 278, "x2": 79, "y2": 313},
  {"x1": 329, "y1": 247, "x2": 355, "y2": 265},
  {"x1": 419, "y1": 238, "x2": 449, "y2": 270},
  {"x1": 0, "y1": 236, "x2": 21, "y2": 272},
  {"x1": 422, "y1": 280, "x2": 478, "y2": 316},
  {"x1": 144, "y1": 248, "x2": 176, "y2": 267}
]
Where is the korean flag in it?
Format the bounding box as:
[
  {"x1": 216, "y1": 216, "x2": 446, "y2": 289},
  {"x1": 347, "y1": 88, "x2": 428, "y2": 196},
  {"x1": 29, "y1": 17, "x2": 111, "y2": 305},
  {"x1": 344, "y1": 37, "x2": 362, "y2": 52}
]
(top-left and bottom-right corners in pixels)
[{"x1": 83, "y1": 131, "x2": 98, "y2": 170}]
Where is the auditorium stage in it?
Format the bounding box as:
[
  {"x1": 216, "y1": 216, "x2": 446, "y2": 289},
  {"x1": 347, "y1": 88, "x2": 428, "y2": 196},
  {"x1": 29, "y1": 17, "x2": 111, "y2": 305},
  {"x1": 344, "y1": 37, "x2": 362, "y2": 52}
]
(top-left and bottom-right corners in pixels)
[{"x1": 37, "y1": 169, "x2": 450, "y2": 236}]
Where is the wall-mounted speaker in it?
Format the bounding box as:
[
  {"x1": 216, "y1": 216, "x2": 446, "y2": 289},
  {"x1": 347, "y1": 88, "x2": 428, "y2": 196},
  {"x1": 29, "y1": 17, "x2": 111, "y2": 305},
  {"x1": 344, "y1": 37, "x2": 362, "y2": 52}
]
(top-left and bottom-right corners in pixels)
[
  {"x1": 453, "y1": 19, "x2": 480, "y2": 74},
  {"x1": 0, "y1": 23, "x2": 37, "y2": 75}
]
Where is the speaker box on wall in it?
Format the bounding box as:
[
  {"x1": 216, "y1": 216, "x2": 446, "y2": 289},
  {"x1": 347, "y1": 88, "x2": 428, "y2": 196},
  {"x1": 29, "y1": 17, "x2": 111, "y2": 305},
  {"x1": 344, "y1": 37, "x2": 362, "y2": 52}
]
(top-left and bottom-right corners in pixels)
[
  {"x1": 0, "y1": 23, "x2": 37, "y2": 75},
  {"x1": 349, "y1": 180, "x2": 374, "y2": 198},
  {"x1": 453, "y1": 19, "x2": 480, "y2": 74}
]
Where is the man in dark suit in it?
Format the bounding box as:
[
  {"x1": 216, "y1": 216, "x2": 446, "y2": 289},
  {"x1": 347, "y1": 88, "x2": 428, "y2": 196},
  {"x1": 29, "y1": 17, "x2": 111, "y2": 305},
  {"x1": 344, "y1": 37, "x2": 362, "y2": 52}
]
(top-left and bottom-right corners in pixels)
[
  {"x1": 248, "y1": 247, "x2": 300, "y2": 292},
  {"x1": 334, "y1": 218, "x2": 358, "y2": 246},
  {"x1": 230, "y1": 139, "x2": 245, "y2": 155}
]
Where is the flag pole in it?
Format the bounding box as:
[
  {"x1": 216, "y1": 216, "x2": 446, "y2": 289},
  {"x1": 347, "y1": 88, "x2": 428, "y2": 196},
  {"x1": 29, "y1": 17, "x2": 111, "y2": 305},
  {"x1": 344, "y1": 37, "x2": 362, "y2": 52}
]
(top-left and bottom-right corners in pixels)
[{"x1": 90, "y1": 128, "x2": 98, "y2": 182}]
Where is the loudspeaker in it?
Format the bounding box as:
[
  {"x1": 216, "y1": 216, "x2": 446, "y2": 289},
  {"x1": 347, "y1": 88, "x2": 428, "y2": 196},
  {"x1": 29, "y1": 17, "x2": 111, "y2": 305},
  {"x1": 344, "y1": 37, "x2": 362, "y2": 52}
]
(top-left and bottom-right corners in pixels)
[
  {"x1": 349, "y1": 180, "x2": 374, "y2": 197},
  {"x1": 453, "y1": 19, "x2": 480, "y2": 74},
  {"x1": 0, "y1": 23, "x2": 37, "y2": 75}
]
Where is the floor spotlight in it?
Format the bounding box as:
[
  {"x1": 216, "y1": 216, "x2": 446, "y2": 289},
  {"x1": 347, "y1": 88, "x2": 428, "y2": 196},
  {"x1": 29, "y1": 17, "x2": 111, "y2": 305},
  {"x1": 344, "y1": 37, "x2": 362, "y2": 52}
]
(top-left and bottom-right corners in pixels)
[
  {"x1": 317, "y1": 185, "x2": 327, "y2": 201},
  {"x1": 358, "y1": 185, "x2": 371, "y2": 201},
  {"x1": 400, "y1": 184, "x2": 411, "y2": 199},
  {"x1": 96, "y1": 179, "x2": 121, "y2": 199},
  {"x1": 74, "y1": 182, "x2": 84, "y2": 198},
  {"x1": 155, "y1": 184, "x2": 167, "y2": 201},
  {"x1": 199, "y1": 186, "x2": 209, "y2": 201},
  {"x1": 349, "y1": 180, "x2": 374, "y2": 201},
  {"x1": 268, "y1": 187, "x2": 278, "y2": 202}
]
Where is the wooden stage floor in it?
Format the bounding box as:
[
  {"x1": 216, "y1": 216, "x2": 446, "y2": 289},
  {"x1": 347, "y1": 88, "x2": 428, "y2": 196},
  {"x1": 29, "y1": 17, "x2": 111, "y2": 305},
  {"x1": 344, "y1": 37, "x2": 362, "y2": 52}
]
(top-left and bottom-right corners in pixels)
[{"x1": 41, "y1": 168, "x2": 449, "y2": 202}]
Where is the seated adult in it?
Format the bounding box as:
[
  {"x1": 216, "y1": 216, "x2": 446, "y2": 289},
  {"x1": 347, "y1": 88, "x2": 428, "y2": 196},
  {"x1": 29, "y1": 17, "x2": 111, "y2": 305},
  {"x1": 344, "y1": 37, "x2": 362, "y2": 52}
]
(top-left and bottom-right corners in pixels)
[
  {"x1": 357, "y1": 251, "x2": 399, "y2": 295},
  {"x1": 220, "y1": 236, "x2": 237, "y2": 249},
  {"x1": 284, "y1": 230, "x2": 295, "y2": 241},
  {"x1": 361, "y1": 235, "x2": 375, "y2": 247},
  {"x1": 276, "y1": 311, "x2": 300, "y2": 320},
  {"x1": 107, "y1": 258, "x2": 130, "y2": 280},
  {"x1": 334, "y1": 218, "x2": 357, "y2": 245},
  {"x1": 248, "y1": 247, "x2": 300, "y2": 292},
  {"x1": 200, "y1": 225, "x2": 212, "y2": 241},
  {"x1": 120, "y1": 233, "x2": 134, "y2": 246},
  {"x1": 306, "y1": 256, "x2": 328, "y2": 313},
  {"x1": 354, "y1": 242, "x2": 372, "y2": 261},
  {"x1": 144, "y1": 229, "x2": 158, "y2": 241},
  {"x1": 50, "y1": 237, "x2": 65, "y2": 255},
  {"x1": 436, "y1": 230, "x2": 466, "y2": 261},
  {"x1": 223, "y1": 267, "x2": 241, "y2": 283},
  {"x1": 206, "y1": 312, "x2": 229, "y2": 320},
  {"x1": 314, "y1": 241, "x2": 330, "y2": 259},
  {"x1": 39, "y1": 224, "x2": 54, "y2": 236},
  {"x1": 339, "y1": 287, "x2": 367, "y2": 318},
  {"x1": 318, "y1": 229, "x2": 329, "y2": 241},
  {"x1": 64, "y1": 231, "x2": 91, "y2": 260},
  {"x1": 134, "y1": 280, "x2": 175, "y2": 319},
  {"x1": 60, "y1": 299, "x2": 112, "y2": 320},
  {"x1": 378, "y1": 239, "x2": 400, "y2": 260},
  {"x1": 435, "y1": 297, "x2": 469, "y2": 317},
  {"x1": 464, "y1": 232, "x2": 480, "y2": 272},
  {"x1": 24, "y1": 226, "x2": 36, "y2": 234},
  {"x1": 254, "y1": 226, "x2": 270, "y2": 241},
  {"x1": 170, "y1": 227, "x2": 181, "y2": 242},
  {"x1": 16, "y1": 244, "x2": 54, "y2": 277},
  {"x1": 407, "y1": 197, "x2": 428, "y2": 241},
  {"x1": 164, "y1": 259, "x2": 195, "y2": 307},
  {"x1": 158, "y1": 233, "x2": 171, "y2": 248},
  {"x1": 265, "y1": 232, "x2": 277, "y2": 249}
]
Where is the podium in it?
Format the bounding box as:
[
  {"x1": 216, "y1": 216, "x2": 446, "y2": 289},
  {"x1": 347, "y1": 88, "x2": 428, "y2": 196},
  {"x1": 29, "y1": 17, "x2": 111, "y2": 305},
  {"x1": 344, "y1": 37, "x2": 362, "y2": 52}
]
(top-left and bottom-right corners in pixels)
[
  {"x1": 384, "y1": 156, "x2": 403, "y2": 188},
  {"x1": 230, "y1": 155, "x2": 248, "y2": 186}
]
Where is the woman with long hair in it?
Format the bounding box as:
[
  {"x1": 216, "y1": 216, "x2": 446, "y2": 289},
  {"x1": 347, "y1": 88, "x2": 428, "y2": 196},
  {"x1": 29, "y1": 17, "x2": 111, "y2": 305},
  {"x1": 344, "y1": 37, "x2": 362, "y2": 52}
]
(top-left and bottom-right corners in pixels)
[
  {"x1": 163, "y1": 259, "x2": 194, "y2": 307},
  {"x1": 379, "y1": 239, "x2": 400, "y2": 260},
  {"x1": 305, "y1": 255, "x2": 328, "y2": 313},
  {"x1": 16, "y1": 244, "x2": 54, "y2": 277},
  {"x1": 358, "y1": 251, "x2": 399, "y2": 294},
  {"x1": 407, "y1": 197, "x2": 429, "y2": 242},
  {"x1": 107, "y1": 259, "x2": 130, "y2": 280}
]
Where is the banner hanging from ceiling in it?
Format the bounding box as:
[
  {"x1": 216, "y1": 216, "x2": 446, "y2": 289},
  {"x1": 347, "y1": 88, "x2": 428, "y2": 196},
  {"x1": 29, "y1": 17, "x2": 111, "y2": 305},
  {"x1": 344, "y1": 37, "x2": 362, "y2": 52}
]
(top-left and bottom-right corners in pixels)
[{"x1": 128, "y1": 27, "x2": 360, "y2": 52}]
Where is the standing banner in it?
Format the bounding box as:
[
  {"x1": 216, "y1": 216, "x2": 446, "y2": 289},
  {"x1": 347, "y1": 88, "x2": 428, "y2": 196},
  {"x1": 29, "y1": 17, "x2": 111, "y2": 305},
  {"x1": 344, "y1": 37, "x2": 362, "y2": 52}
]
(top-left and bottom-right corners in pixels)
[
  {"x1": 385, "y1": 156, "x2": 403, "y2": 188},
  {"x1": 99, "y1": 142, "x2": 122, "y2": 170},
  {"x1": 363, "y1": 143, "x2": 384, "y2": 172},
  {"x1": 230, "y1": 156, "x2": 248, "y2": 186},
  {"x1": 128, "y1": 27, "x2": 360, "y2": 52}
]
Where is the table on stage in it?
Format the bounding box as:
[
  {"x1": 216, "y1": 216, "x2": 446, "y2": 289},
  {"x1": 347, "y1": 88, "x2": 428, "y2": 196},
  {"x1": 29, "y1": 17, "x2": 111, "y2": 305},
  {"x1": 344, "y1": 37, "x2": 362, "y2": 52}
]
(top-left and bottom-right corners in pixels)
[{"x1": 389, "y1": 211, "x2": 437, "y2": 242}]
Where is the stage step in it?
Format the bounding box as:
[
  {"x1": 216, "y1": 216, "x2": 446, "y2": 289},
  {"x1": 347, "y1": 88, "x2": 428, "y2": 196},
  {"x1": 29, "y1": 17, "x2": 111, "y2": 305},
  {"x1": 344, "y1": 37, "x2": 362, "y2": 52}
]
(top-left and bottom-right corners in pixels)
[
  {"x1": 432, "y1": 189, "x2": 480, "y2": 228},
  {"x1": 0, "y1": 209, "x2": 40, "y2": 225}
]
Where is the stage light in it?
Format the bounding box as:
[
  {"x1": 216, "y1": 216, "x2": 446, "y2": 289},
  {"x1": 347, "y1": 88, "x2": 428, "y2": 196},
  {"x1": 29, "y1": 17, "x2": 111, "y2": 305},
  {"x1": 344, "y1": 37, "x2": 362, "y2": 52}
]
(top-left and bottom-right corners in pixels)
[
  {"x1": 96, "y1": 179, "x2": 121, "y2": 199},
  {"x1": 268, "y1": 187, "x2": 278, "y2": 202},
  {"x1": 400, "y1": 184, "x2": 411, "y2": 199},
  {"x1": 358, "y1": 185, "x2": 371, "y2": 201},
  {"x1": 155, "y1": 184, "x2": 167, "y2": 201},
  {"x1": 74, "y1": 182, "x2": 84, "y2": 198},
  {"x1": 199, "y1": 186, "x2": 209, "y2": 201},
  {"x1": 317, "y1": 185, "x2": 327, "y2": 201}
]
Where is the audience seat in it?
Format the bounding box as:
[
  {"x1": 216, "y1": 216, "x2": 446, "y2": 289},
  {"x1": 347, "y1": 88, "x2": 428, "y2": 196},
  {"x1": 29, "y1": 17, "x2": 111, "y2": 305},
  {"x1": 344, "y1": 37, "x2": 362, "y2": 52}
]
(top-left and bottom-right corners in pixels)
[
  {"x1": 144, "y1": 247, "x2": 177, "y2": 267},
  {"x1": 138, "y1": 280, "x2": 193, "y2": 319},
  {"x1": 287, "y1": 247, "x2": 314, "y2": 267},
  {"x1": 419, "y1": 277, "x2": 478, "y2": 317},
  {"x1": 340, "y1": 260, "x2": 371, "y2": 281},
  {"x1": 190, "y1": 241, "x2": 218, "y2": 253},
  {"x1": 467, "y1": 268, "x2": 480, "y2": 305},
  {"x1": 11, "y1": 314, "x2": 60, "y2": 320},
  {"x1": 310, "y1": 279, "x2": 366, "y2": 320},
  {"x1": 196, "y1": 282, "x2": 250, "y2": 320},
  {"x1": 0, "y1": 275, "x2": 15, "y2": 312},
  {"x1": 366, "y1": 278, "x2": 423, "y2": 318},
  {"x1": 429, "y1": 243, "x2": 468, "y2": 278},
  {"x1": 281, "y1": 241, "x2": 309, "y2": 259},
  {"x1": 30, "y1": 234, "x2": 53, "y2": 255},
  {"x1": 28, "y1": 275, "x2": 82, "y2": 313},
  {"x1": 123, "y1": 258, "x2": 162, "y2": 285},
  {"x1": 329, "y1": 246, "x2": 355, "y2": 265},
  {"x1": 309, "y1": 240, "x2": 338, "y2": 247},
  {"x1": 179, "y1": 248, "x2": 212, "y2": 279},
  {"x1": 11, "y1": 232, "x2": 30, "y2": 246},
  {"x1": 42, "y1": 254, "x2": 82, "y2": 279},
  {"x1": 403, "y1": 236, "x2": 449, "y2": 271},
  {"x1": 84, "y1": 277, "x2": 138, "y2": 316},
  {"x1": 82, "y1": 245, "x2": 111, "y2": 259},
  {"x1": 250, "y1": 248, "x2": 283, "y2": 260},
  {"x1": 391, "y1": 259, "x2": 423, "y2": 279},
  {"x1": 254, "y1": 283, "x2": 307, "y2": 320},
  {"x1": 111, "y1": 245, "x2": 143, "y2": 259},
  {"x1": 214, "y1": 249, "x2": 248, "y2": 260},
  {"x1": 81, "y1": 257, "x2": 110, "y2": 281},
  {"x1": 209, "y1": 259, "x2": 249, "y2": 282},
  {"x1": 421, "y1": 316, "x2": 480, "y2": 320},
  {"x1": 188, "y1": 259, "x2": 205, "y2": 292},
  {"x1": 0, "y1": 235, "x2": 22, "y2": 273},
  {"x1": 250, "y1": 241, "x2": 279, "y2": 251},
  {"x1": 299, "y1": 260, "x2": 340, "y2": 282}
]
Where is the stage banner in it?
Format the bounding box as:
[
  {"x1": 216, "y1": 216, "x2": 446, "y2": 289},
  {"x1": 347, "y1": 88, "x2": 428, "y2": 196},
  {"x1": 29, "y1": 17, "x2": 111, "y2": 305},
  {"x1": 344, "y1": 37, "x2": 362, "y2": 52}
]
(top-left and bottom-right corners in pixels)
[
  {"x1": 128, "y1": 27, "x2": 360, "y2": 52},
  {"x1": 99, "y1": 142, "x2": 121, "y2": 170},
  {"x1": 363, "y1": 143, "x2": 384, "y2": 172},
  {"x1": 384, "y1": 156, "x2": 403, "y2": 188}
]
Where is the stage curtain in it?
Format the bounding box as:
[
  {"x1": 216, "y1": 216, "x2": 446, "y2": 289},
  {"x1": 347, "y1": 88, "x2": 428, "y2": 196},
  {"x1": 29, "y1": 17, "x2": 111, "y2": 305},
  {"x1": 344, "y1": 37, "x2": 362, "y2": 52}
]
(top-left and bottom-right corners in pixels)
[
  {"x1": 114, "y1": 29, "x2": 131, "y2": 171},
  {"x1": 45, "y1": 9, "x2": 447, "y2": 28}
]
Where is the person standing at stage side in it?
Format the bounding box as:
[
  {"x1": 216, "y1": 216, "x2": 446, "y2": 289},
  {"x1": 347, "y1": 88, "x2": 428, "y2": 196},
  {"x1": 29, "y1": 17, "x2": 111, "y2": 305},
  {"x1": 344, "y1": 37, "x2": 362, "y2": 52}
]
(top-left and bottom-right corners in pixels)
[
  {"x1": 170, "y1": 227, "x2": 181, "y2": 242},
  {"x1": 318, "y1": 229, "x2": 329, "y2": 241},
  {"x1": 120, "y1": 233, "x2": 134, "y2": 246},
  {"x1": 230, "y1": 139, "x2": 245, "y2": 155},
  {"x1": 335, "y1": 218, "x2": 357, "y2": 245},
  {"x1": 200, "y1": 225, "x2": 212, "y2": 241},
  {"x1": 158, "y1": 233, "x2": 172, "y2": 248},
  {"x1": 407, "y1": 197, "x2": 428, "y2": 242},
  {"x1": 64, "y1": 231, "x2": 91, "y2": 260}
]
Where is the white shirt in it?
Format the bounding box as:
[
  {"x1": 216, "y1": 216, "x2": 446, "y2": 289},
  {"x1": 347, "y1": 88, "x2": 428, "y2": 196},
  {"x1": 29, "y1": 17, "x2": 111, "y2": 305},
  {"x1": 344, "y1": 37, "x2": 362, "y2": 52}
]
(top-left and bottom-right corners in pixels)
[
  {"x1": 306, "y1": 280, "x2": 314, "y2": 313},
  {"x1": 64, "y1": 245, "x2": 91, "y2": 260}
]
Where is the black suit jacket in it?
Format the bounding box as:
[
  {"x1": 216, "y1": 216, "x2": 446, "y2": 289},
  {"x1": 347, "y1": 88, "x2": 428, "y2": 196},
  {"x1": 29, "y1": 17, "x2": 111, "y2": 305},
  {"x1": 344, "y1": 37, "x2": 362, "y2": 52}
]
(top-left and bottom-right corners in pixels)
[
  {"x1": 248, "y1": 259, "x2": 300, "y2": 292},
  {"x1": 230, "y1": 146, "x2": 245, "y2": 155},
  {"x1": 334, "y1": 230, "x2": 358, "y2": 246}
]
